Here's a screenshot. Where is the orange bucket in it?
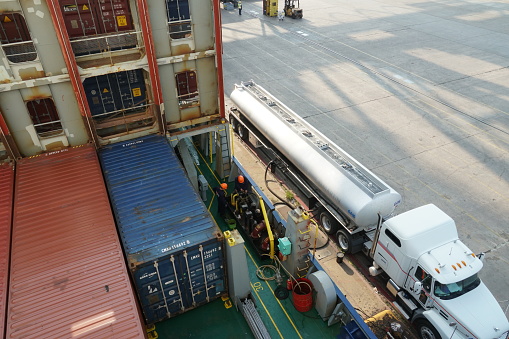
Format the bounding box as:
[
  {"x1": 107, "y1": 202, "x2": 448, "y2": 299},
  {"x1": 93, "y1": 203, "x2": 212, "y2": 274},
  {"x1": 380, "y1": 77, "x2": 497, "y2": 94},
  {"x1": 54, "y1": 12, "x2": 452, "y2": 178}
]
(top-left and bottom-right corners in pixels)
[{"x1": 292, "y1": 278, "x2": 313, "y2": 312}]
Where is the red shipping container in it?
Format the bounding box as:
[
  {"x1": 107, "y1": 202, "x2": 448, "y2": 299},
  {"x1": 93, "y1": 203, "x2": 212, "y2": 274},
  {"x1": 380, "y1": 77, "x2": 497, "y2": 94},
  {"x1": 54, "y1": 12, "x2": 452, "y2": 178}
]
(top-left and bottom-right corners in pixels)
[
  {"x1": 0, "y1": 13, "x2": 31, "y2": 43},
  {"x1": 97, "y1": 0, "x2": 134, "y2": 34},
  {"x1": 7, "y1": 145, "x2": 145, "y2": 339},
  {"x1": 60, "y1": 0, "x2": 133, "y2": 38},
  {"x1": 0, "y1": 163, "x2": 14, "y2": 338},
  {"x1": 60, "y1": 0, "x2": 100, "y2": 38}
]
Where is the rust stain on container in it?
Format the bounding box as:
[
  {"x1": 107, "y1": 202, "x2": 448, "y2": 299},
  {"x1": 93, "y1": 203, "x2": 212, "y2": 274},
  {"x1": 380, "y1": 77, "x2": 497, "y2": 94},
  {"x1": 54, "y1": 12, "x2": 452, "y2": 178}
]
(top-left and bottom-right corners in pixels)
[
  {"x1": 22, "y1": 86, "x2": 52, "y2": 101},
  {"x1": 43, "y1": 140, "x2": 66, "y2": 151},
  {"x1": 181, "y1": 107, "x2": 201, "y2": 121},
  {"x1": 173, "y1": 43, "x2": 193, "y2": 55},
  {"x1": 18, "y1": 67, "x2": 45, "y2": 80},
  {"x1": 0, "y1": 163, "x2": 14, "y2": 339},
  {"x1": 8, "y1": 145, "x2": 145, "y2": 339}
]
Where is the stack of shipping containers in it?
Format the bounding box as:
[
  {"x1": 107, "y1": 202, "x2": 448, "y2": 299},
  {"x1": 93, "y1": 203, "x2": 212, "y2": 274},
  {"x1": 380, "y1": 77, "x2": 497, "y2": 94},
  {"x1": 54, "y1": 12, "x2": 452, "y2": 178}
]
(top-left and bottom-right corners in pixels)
[
  {"x1": 1, "y1": 0, "x2": 224, "y2": 153},
  {"x1": 0, "y1": 0, "x2": 226, "y2": 334}
]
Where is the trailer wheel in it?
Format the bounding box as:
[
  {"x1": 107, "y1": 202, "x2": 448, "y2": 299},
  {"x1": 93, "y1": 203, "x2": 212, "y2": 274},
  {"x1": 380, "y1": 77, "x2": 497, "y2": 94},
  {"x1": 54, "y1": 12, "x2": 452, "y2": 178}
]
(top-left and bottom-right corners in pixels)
[
  {"x1": 415, "y1": 319, "x2": 440, "y2": 339},
  {"x1": 229, "y1": 115, "x2": 239, "y2": 133},
  {"x1": 336, "y1": 230, "x2": 352, "y2": 253},
  {"x1": 239, "y1": 125, "x2": 249, "y2": 141},
  {"x1": 319, "y1": 212, "x2": 338, "y2": 235}
]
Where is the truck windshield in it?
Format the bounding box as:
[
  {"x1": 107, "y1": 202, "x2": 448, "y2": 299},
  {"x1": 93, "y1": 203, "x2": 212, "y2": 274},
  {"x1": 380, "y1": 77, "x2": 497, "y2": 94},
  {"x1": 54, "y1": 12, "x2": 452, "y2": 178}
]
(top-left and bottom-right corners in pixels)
[{"x1": 434, "y1": 274, "x2": 481, "y2": 300}]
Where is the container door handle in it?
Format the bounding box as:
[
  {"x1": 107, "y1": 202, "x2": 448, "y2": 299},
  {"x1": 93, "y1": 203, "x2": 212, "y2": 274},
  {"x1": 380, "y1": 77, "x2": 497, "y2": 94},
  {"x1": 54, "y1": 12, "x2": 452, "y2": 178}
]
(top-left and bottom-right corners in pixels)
[
  {"x1": 183, "y1": 251, "x2": 197, "y2": 306},
  {"x1": 199, "y1": 245, "x2": 210, "y2": 302},
  {"x1": 154, "y1": 260, "x2": 171, "y2": 318},
  {"x1": 170, "y1": 255, "x2": 185, "y2": 311}
]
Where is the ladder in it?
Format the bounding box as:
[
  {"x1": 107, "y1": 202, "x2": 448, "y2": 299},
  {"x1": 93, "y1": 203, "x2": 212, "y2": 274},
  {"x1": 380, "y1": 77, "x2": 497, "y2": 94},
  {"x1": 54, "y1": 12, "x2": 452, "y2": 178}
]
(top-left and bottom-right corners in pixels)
[{"x1": 215, "y1": 124, "x2": 232, "y2": 178}]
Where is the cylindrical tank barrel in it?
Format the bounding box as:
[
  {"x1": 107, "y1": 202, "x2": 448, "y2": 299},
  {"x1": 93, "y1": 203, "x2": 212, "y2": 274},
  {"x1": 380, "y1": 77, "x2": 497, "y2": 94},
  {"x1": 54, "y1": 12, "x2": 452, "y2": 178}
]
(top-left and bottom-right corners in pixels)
[{"x1": 230, "y1": 84, "x2": 401, "y2": 229}]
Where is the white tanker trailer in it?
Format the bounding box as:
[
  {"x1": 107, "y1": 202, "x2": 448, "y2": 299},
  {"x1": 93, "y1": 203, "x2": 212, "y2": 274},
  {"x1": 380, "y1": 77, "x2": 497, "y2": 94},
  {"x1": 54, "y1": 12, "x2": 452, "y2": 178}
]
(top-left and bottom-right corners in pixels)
[
  {"x1": 229, "y1": 81, "x2": 509, "y2": 339},
  {"x1": 230, "y1": 80, "x2": 401, "y2": 252}
]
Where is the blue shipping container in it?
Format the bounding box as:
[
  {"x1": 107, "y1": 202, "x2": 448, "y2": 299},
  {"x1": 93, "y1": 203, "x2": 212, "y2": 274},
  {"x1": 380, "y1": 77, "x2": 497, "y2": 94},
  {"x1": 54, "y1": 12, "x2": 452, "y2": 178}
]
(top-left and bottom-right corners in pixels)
[
  {"x1": 84, "y1": 69, "x2": 146, "y2": 116},
  {"x1": 99, "y1": 135, "x2": 226, "y2": 324}
]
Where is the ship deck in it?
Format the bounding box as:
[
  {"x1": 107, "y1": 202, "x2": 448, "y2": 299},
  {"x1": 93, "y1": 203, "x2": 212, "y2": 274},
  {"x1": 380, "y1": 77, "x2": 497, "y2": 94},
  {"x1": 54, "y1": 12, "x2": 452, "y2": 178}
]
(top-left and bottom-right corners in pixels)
[{"x1": 154, "y1": 145, "x2": 345, "y2": 338}]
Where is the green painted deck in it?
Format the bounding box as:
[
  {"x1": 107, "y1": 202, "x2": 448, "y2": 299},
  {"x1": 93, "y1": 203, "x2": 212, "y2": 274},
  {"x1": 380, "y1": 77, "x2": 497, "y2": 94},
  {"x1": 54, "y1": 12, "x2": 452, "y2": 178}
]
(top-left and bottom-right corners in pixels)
[{"x1": 152, "y1": 146, "x2": 342, "y2": 338}]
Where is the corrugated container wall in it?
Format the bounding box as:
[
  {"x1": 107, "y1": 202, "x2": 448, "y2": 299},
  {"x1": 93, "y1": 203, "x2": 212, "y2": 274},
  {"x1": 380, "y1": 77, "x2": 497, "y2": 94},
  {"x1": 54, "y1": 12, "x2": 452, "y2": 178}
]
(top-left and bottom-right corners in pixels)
[
  {"x1": 0, "y1": 163, "x2": 14, "y2": 338},
  {"x1": 7, "y1": 145, "x2": 145, "y2": 338},
  {"x1": 99, "y1": 135, "x2": 226, "y2": 324}
]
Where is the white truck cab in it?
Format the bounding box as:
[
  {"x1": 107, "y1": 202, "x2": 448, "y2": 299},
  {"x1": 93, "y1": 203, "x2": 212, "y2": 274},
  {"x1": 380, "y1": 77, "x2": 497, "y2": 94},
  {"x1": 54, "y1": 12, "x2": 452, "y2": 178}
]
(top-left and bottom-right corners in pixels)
[
  {"x1": 370, "y1": 204, "x2": 509, "y2": 339},
  {"x1": 370, "y1": 204, "x2": 509, "y2": 338}
]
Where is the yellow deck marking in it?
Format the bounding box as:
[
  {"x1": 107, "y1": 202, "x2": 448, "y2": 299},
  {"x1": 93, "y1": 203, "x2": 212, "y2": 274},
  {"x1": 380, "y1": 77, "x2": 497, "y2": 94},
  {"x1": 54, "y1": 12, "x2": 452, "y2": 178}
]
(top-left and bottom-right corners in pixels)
[
  {"x1": 207, "y1": 193, "x2": 215, "y2": 211},
  {"x1": 250, "y1": 281, "x2": 284, "y2": 339},
  {"x1": 195, "y1": 144, "x2": 304, "y2": 338},
  {"x1": 196, "y1": 146, "x2": 222, "y2": 185},
  {"x1": 246, "y1": 247, "x2": 303, "y2": 339}
]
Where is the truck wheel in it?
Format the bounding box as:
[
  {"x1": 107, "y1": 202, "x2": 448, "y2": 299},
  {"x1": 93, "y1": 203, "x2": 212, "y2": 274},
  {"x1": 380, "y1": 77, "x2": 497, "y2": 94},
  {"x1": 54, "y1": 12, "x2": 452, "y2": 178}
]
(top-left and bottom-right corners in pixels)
[
  {"x1": 319, "y1": 212, "x2": 338, "y2": 235},
  {"x1": 415, "y1": 319, "x2": 440, "y2": 339},
  {"x1": 336, "y1": 230, "x2": 352, "y2": 253}
]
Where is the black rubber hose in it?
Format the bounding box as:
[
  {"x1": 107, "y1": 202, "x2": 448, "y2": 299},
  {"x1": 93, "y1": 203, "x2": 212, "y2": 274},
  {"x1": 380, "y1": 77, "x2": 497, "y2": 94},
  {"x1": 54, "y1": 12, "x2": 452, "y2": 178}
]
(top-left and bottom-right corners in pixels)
[{"x1": 265, "y1": 160, "x2": 296, "y2": 210}]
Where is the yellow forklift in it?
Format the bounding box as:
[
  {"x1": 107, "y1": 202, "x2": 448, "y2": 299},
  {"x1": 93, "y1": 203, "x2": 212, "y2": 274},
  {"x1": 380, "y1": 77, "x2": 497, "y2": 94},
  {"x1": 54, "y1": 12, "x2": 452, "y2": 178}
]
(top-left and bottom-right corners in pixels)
[{"x1": 284, "y1": 0, "x2": 303, "y2": 19}]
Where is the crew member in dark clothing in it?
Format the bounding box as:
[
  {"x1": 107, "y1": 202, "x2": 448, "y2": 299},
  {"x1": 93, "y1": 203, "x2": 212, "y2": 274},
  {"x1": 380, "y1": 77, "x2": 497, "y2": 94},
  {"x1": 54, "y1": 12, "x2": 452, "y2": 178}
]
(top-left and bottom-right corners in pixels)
[
  {"x1": 238, "y1": 1, "x2": 242, "y2": 15},
  {"x1": 214, "y1": 183, "x2": 228, "y2": 218},
  {"x1": 235, "y1": 175, "x2": 249, "y2": 193}
]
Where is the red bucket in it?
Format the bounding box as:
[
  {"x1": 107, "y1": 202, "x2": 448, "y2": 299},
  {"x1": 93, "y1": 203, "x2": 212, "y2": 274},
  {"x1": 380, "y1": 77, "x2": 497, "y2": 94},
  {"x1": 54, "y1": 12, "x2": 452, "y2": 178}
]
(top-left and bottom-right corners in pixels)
[{"x1": 292, "y1": 278, "x2": 313, "y2": 312}]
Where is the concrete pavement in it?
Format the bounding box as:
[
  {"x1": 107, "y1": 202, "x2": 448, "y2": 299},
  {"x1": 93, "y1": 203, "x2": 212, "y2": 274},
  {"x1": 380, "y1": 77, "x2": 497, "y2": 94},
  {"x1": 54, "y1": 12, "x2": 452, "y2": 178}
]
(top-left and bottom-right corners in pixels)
[{"x1": 221, "y1": 0, "x2": 509, "y2": 316}]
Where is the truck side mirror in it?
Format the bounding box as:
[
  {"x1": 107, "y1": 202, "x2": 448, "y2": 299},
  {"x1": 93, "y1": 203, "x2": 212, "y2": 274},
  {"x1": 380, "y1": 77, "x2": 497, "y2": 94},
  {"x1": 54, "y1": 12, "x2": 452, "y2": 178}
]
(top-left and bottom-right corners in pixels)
[{"x1": 413, "y1": 281, "x2": 422, "y2": 295}]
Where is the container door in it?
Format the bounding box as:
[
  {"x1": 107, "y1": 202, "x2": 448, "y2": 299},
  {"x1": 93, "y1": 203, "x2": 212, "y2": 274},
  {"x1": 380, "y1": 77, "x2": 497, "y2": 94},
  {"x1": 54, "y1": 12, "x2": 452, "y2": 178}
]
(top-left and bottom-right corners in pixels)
[
  {"x1": 0, "y1": 13, "x2": 31, "y2": 43},
  {"x1": 96, "y1": 0, "x2": 134, "y2": 34},
  {"x1": 166, "y1": 0, "x2": 192, "y2": 39},
  {"x1": 84, "y1": 69, "x2": 146, "y2": 118},
  {"x1": 85, "y1": 70, "x2": 153, "y2": 138},
  {"x1": 166, "y1": 0, "x2": 190, "y2": 22},
  {"x1": 134, "y1": 257, "x2": 185, "y2": 324},
  {"x1": 115, "y1": 69, "x2": 146, "y2": 110},
  {"x1": 179, "y1": 241, "x2": 225, "y2": 308},
  {"x1": 26, "y1": 98, "x2": 63, "y2": 136},
  {"x1": 0, "y1": 13, "x2": 37, "y2": 63},
  {"x1": 176, "y1": 71, "x2": 197, "y2": 101},
  {"x1": 83, "y1": 75, "x2": 117, "y2": 117},
  {"x1": 132, "y1": 240, "x2": 225, "y2": 324},
  {"x1": 60, "y1": 0, "x2": 100, "y2": 38}
]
